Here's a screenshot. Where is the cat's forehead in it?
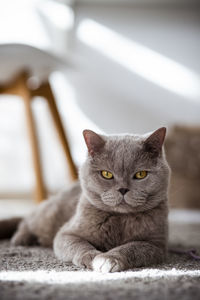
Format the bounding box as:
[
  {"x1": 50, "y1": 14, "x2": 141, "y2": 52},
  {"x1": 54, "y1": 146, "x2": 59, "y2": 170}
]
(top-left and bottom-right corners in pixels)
[
  {"x1": 105, "y1": 134, "x2": 144, "y2": 152},
  {"x1": 108, "y1": 134, "x2": 142, "y2": 151},
  {"x1": 97, "y1": 134, "x2": 148, "y2": 172}
]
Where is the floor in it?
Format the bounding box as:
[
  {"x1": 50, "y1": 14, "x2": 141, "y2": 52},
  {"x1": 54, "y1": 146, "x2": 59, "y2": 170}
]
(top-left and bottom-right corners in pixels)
[
  {"x1": 0, "y1": 239, "x2": 200, "y2": 300},
  {"x1": 0, "y1": 203, "x2": 200, "y2": 300}
]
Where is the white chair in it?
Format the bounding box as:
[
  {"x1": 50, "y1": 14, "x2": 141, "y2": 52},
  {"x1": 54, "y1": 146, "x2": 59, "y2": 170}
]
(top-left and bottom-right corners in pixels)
[{"x1": 0, "y1": 43, "x2": 77, "y2": 203}]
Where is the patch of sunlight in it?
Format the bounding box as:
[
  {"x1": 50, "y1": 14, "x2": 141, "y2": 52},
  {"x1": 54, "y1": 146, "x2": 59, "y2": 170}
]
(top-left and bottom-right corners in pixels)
[
  {"x1": 77, "y1": 19, "x2": 200, "y2": 102},
  {"x1": 0, "y1": 269, "x2": 200, "y2": 284}
]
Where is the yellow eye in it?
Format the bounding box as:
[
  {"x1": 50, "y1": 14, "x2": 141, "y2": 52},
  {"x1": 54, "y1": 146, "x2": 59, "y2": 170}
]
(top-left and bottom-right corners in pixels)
[
  {"x1": 134, "y1": 171, "x2": 148, "y2": 179},
  {"x1": 101, "y1": 170, "x2": 114, "y2": 179}
]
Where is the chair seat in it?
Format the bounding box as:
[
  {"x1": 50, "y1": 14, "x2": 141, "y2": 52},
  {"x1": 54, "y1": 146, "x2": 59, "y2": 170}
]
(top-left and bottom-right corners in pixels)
[{"x1": 0, "y1": 43, "x2": 71, "y2": 84}]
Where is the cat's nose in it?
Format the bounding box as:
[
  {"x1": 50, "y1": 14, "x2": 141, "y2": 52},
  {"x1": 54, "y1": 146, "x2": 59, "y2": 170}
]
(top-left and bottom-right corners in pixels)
[{"x1": 118, "y1": 188, "x2": 129, "y2": 195}]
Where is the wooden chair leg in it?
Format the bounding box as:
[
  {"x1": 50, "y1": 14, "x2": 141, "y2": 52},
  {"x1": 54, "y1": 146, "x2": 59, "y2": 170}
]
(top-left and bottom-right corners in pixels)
[
  {"x1": 31, "y1": 81, "x2": 78, "y2": 181},
  {"x1": 1, "y1": 71, "x2": 47, "y2": 203},
  {"x1": 22, "y1": 86, "x2": 47, "y2": 202}
]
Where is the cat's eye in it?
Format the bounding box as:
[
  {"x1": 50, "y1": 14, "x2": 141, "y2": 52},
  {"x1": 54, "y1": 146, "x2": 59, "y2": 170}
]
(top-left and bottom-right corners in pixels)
[
  {"x1": 101, "y1": 170, "x2": 114, "y2": 180},
  {"x1": 134, "y1": 171, "x2": 148, "y2": 179}
]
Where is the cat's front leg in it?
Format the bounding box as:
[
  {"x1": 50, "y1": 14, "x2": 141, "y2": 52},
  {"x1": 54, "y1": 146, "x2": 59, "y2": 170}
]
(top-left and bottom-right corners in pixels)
[
  {"x1": 92, "y1": 241, "x2": 166, "y2": 273},
  {"x1": 54, "y1": 232, "x2": 101, "y2": 269}
]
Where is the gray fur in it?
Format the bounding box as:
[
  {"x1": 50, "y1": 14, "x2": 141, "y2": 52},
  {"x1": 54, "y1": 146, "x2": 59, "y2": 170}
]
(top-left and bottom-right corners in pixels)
[{"x1": 10, "y1": 128, "x2": 170, "y2": 272}]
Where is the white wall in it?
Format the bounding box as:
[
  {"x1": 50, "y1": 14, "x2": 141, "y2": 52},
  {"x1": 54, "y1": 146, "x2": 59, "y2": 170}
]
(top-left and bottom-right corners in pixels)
[{"x1": 65, "y1": 3, "x2": 200, "y2": 134}]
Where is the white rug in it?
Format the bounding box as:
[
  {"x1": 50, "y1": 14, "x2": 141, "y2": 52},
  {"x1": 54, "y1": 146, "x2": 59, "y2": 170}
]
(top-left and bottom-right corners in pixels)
[{"x1": 0, "y1": 212, "x2": 200, "y2": 300}]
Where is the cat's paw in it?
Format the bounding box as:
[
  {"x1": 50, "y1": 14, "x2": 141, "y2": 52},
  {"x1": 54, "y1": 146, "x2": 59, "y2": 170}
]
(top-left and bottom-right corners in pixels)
[
  {"x1": 78, "y1": 250, "x2": 102, "y2": 269},
  {"x1": 92, "y1": 254, "x2": 124, "y2": 273},
  {"x1": 11, "y1": 232, "x2": 27, "y2": 246},
  {"x1": 11, "y1": 232, "x2": 37, "y2": 246}
]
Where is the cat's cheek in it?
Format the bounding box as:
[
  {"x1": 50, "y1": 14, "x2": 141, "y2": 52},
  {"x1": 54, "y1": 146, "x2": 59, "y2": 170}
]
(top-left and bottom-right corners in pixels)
[
  {"x1": 125, "y1": 198, "x2": 146, "y2": 208},
  {"x1": 101, "y1": 191, "x2": 121, "y2": 207},
  {"x1": 124, "y1": 191, "x2": 147, "y2": 208}
]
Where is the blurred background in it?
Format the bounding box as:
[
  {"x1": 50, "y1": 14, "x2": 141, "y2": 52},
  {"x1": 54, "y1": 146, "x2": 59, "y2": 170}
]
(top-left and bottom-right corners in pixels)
[{"x1": 0, "y1": 0, "x2": 200, "y2": 217}]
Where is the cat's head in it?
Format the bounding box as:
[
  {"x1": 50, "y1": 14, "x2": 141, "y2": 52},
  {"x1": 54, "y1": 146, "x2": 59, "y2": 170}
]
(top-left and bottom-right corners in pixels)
[{"x1": 79, "y1": 128, "x2": 170, "y2": 214}]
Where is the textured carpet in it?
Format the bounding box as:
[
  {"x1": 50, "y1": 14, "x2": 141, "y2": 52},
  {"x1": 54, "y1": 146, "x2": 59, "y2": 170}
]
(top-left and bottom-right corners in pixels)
[{"x1": 0, "y1": 222, "x2": 200, "y2": 300}]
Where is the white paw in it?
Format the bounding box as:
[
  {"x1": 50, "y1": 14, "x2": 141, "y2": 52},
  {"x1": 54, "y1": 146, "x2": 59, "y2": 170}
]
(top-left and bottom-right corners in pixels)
[{"x1": 92, "y1": 255, "x2": 122, "y2": 273}]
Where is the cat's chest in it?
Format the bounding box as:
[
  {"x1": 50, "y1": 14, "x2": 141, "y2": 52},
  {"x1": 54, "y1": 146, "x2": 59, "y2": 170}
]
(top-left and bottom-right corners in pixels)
[
  {"x1": 120, "y1": 215, "x2": 149, "y2": 243},
  {"x1": 92, "y1": 214, "x2": 150, "y2": 251}
]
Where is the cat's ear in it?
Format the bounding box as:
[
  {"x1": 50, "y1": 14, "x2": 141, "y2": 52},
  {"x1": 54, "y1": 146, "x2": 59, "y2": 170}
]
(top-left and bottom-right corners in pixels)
[
  {"x1": 83, "y1": 129, "x2": 105, "y2": 156},
  {"x1": 143, "y1": 127, "x2": 166, "y2": 157}
]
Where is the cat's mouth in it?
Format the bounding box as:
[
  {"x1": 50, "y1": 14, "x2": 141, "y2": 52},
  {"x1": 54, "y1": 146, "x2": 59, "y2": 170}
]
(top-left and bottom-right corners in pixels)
[
  {"x1": 118, "y1": 197, "x2": 126, "y2": 205},
  {"x1": 116, "y1": 196, "x2": 133, "y2": 208},
  {"x1": 101, "y1": 191, "x2": 146, "y2": 209},
  {"x1": 118, "y1": 195, "x2": 147, "y2": 208}
]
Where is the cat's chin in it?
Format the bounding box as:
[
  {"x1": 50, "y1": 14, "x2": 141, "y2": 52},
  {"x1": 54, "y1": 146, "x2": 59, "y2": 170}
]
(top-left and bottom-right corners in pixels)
[
  {"x1": 88, "y1": 195, "x2": 151, "y2": 214},
  {"x1": 102, "y1": 194, "x2": 146, "y2": 209},
  {"x1": 115, "y1": 199, "x2": 147, "y2": 213},
  {"x1": 101, "y1": 196, "x2": 141, "y2": 213}
]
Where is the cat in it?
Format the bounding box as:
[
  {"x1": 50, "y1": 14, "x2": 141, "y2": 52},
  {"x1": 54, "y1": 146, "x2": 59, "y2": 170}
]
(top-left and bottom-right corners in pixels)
[{"x1": 0, "y1": 127, "x2": 170, "y2": 273}]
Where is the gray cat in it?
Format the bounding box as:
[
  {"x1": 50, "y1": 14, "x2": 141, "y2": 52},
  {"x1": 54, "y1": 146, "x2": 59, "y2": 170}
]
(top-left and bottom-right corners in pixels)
[{"x1": 0, "y1": 128, "x2": 170, "y2": 272}]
